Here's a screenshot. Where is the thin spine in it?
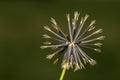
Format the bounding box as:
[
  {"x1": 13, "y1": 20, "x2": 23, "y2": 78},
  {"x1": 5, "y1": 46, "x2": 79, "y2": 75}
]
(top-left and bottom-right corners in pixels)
[
  {"x1": 74, "y1": 14, "x2": 89, "y2": 41},
  {"x1": 72, "y1": 12, "x2": 80, "y2": 38},
  {"x1": 76, "y1": 45, "x2": 90, "y2": 62},
  {"x1": 72, "y1": 44, "x2": 80, "y2": 71},
  {"x1": 44, "y1": 26, "x2": 67, "y2": 41},
  {"x1": 43, "y1": 34, "x2": 65, "y2": 42},
  {"x1": 80, "y1": 43, "x2": 103, "y2": 47},
  {"x1": 43, "y1": 34, "x2": 65, "y2": 43},
  {"x1": 77, "y1": 45, "x2": 96, "y2": 65},
  {"x1": 80, "y1": 29, "x2": 102, "y2": 41},
  {"x1": 80, "y1": 44, "x2": 101, "y2": 53},
  {"x1": 75, "y1": 46, "x2": 85, "y2": 69},
  {"x1": 77, "y1": 20, "x2": 96, "y2": 41},
  {"x1": 51, "y1": 18, "x2": 67, "y2": 39},
  {"x1": 41, "y1": 43, "x2": 67, "y2": 49},
  {"x1": 66, "y1": 14, "x2": 73, "y2": 41},
  {"x1": 46, "y1": 48, "x2": 65, "y2": 59},
  {"x1": 81, "y1": 36, "x2": 105, "y2": 44}
]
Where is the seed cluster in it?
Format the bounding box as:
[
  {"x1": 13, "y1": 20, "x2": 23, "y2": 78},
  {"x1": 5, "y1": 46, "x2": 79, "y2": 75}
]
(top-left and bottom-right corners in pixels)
[{"x1": 41, "y1": 12, "x2": 104, "y2": 71}]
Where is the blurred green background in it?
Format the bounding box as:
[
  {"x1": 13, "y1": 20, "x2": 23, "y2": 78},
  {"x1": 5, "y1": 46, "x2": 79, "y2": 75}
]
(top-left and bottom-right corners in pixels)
[{"x1": 0, "y1": 0, "x2": 120, "y2": 80}]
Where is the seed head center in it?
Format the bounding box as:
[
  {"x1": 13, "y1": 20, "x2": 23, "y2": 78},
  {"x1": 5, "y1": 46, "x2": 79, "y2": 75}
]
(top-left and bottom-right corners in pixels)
[{"x1": 69, "y1": 41, "x2": 75, "y2": 46}]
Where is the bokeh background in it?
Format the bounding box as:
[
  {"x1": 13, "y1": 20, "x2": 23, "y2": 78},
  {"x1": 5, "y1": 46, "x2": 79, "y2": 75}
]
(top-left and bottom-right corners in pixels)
[{"x1": 0, "y1": 0, "x2": 120, "y2": 80}]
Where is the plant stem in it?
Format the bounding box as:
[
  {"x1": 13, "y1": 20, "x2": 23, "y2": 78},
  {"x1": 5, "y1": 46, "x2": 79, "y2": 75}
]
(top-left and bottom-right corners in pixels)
[{"x1": 59, "y1": 68, "x2": 66, "y2": 80}]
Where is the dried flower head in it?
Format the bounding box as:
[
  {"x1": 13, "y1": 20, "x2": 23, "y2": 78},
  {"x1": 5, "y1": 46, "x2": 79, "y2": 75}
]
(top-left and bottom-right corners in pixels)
[{"x1": 41, "y1": 11, "x2": 104, "y2": 72}]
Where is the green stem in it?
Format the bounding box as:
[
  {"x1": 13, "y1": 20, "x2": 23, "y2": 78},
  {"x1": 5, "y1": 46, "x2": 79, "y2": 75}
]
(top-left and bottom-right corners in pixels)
[{"x1": 59, "y1": 68, "x2": 66, "y2": 80}]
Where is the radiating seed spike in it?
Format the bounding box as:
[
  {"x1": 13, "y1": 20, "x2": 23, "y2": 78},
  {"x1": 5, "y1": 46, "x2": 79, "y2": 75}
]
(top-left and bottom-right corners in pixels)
[
  {"x1": 75, "y1": 48, "x2": 84, "y2": 70},
  {"x1": 80, "y1": 29, "x2": 103, "y2": 41},
  {"x1": 66, "y1": 13, "x2": 73, "y2": 41},
  {"x1": 47, "y1": 28, "x2": 67, "y2": 41}
]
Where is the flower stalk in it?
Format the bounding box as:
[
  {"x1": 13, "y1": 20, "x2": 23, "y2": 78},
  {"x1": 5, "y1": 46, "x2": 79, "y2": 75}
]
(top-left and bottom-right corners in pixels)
[{"x1": 59, "y1": 68, "x2": 66, "y2": 80}]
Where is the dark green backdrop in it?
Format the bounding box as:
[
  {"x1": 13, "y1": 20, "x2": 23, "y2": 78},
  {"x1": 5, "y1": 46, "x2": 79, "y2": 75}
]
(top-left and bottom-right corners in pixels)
[{"x1": 0, "y1": 0, "x2": 120, "y2": 80}]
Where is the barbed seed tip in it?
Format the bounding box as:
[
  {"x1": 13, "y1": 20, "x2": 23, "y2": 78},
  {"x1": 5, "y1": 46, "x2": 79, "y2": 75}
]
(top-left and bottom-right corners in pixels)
[
  {"x1": 94, "y1": 43, "x2": 103, "y2": 47},
  {"x1": 97, "y1": 36, "x2": 105, "y2": 40},
  {"x1": 46, "y1": 53, "x2": 55, "y2": 59},
  {"x1": 42, "y1": 34, "x2": 51, "y2": 38},
  {"x1": 43, "y1": 42, "x2": 51, "y2": 45},
  {"x1": 40, "y1": 46, "x2": 48, "y2": 49},
  {"x1": 94, "y1": 29, "x2": 102, "y2": 34},
  {"x1": 44, "y1": 26, "x2": 51, "y2": 31},
  {"x1": 94, "y1": 49, "x2": 101, "y2": 53},
  {"x1": 89, "y1": 59, "x2": 97, "y2": 66}
]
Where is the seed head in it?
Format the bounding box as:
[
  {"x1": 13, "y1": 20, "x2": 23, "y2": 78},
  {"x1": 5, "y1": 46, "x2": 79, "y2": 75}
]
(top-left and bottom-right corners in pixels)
[{"x1": 41, "y1": 11, "x2": 104, "y2": 71}]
